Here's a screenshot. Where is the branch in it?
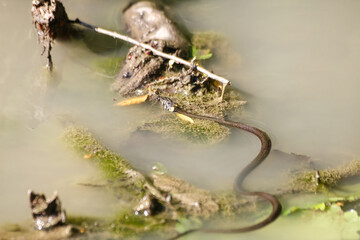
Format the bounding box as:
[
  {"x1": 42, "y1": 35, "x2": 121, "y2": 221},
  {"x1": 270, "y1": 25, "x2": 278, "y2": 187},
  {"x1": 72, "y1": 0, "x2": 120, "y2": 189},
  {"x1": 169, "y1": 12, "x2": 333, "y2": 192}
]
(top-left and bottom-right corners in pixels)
[{"x1": 70, "y1": 18, "x2": 231, "y2": 88}]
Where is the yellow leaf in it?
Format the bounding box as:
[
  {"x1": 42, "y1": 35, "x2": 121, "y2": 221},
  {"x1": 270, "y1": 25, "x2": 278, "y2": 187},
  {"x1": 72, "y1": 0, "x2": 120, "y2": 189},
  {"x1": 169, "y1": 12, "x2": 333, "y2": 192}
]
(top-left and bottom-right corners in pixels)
[
  {"x1": 84, "y1": 154, "x2": 92, "y2": 159},
  {"x1": 176, "y1": 113, "x2": 194, "y2": 124},
  {"x1": 115, "y1": 95, "x2": 148, "y2": 106},
  {"x1": 212, "y1": 79, "x2": 223, "y2": 91}
]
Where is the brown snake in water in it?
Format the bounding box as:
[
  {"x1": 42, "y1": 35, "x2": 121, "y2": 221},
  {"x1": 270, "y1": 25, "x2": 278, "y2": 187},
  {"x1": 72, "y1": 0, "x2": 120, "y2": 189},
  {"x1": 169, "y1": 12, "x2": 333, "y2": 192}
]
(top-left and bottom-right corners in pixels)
[
  {"x1": 169, "y1": 107, "x2": 282, "y2": 239},
  {"x1": 66, "y1": 19, "x2": 282, "y2": 237}
]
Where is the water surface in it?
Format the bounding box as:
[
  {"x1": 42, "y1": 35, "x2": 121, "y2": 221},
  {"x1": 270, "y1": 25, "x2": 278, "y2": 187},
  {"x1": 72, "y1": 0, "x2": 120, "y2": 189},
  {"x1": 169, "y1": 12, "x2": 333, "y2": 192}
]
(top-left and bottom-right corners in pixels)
[{"x1": 1, "y1": 0, "x2": 360, "y2": 239}]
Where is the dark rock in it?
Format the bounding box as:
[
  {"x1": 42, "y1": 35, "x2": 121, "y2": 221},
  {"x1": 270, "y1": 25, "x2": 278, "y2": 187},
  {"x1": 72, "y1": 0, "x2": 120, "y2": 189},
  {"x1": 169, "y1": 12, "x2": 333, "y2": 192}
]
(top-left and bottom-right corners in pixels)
[{"x1": 122, "y1": 1, "x2": 189, "y2": 51}]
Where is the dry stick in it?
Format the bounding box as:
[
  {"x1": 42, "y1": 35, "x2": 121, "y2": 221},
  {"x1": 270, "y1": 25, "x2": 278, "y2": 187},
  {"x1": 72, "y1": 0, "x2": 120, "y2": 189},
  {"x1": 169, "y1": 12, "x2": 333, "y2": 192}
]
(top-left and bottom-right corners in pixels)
[{"x1": 70, "y1": 18, "x2": 230, "y2": 96}]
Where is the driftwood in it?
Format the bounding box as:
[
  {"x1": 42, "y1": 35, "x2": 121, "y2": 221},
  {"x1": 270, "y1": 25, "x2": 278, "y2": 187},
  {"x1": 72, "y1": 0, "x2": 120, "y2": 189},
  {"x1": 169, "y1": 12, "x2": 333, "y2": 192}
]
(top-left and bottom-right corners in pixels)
[
  {"x1": 31, "y1": 0, "x2": 231, "y2": 94},
  {"x1": 71, "y1": 1, "x2": 230, "y2": 95}
]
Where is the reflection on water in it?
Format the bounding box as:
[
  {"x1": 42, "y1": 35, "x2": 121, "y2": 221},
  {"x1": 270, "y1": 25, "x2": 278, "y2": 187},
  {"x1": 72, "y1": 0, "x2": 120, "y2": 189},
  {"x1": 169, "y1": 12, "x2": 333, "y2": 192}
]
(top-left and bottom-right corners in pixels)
[{"x1": 1, "y1": 0, "x2": 360, "y2": 238}]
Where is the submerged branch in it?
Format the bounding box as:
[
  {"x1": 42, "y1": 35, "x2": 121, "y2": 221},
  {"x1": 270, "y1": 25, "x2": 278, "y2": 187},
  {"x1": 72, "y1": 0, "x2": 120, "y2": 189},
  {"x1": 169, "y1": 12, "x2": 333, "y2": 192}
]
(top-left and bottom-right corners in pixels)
[{"x1": 69, "y1": 18, "x2": 231, "y2": 88}]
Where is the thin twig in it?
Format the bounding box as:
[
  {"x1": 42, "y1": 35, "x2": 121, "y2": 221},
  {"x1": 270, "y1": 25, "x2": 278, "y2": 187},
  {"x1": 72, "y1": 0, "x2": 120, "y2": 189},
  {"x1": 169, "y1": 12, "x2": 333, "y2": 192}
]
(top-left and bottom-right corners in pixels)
[{"x1": 70, "y1": 18, "x2": 231, "y2": 89}]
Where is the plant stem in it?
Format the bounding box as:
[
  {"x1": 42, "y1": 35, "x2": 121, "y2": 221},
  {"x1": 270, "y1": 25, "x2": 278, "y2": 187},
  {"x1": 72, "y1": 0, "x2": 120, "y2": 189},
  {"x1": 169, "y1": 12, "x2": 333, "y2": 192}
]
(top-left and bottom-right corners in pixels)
[{"x1": 69, "y1": 18, "x2": 231, "y2": 90}]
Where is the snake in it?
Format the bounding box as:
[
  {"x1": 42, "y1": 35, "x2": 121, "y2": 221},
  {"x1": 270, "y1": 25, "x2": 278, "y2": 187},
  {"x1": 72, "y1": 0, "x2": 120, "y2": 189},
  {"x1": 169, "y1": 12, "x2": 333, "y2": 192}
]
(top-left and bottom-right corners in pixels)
[
  {"x1": 166, "y1": 105, "x2": 282, "y2": 239},
  {"x1": 38, "y1": 7, "x2": 279, "y2": 237}
]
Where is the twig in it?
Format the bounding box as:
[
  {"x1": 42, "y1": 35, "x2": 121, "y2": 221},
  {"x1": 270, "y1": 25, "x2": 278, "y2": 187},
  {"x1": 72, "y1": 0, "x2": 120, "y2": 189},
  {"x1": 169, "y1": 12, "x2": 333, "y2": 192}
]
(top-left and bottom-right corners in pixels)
[{"x1": 69, "y1": 18, "x2": 231, "y2": 89}]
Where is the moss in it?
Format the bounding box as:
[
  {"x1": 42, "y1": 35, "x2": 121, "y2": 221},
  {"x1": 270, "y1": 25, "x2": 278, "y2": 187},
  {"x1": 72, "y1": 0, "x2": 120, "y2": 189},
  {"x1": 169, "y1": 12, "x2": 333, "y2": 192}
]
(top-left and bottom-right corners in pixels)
[
  {"x1": 139, "y1": 88, "x2": 245, "y2": 144},
  {"x1": 110, "y1": 210, "x2": 175, "y2": 238},
  {"x1": 139, "y1": 114, "x2": 230, "y2": 144},
  {"x1": 169, "y1": 88, "x2": 246, "y2": 118},
  {"x1": 62, "y1": 126, "x2": 261, "y2": 236},
  {"x1": 191, "y1": 32, "x2": 228, "y2": 55},
  {"x1": 66, "y1": 215, "x2": 101, "y2": 228},
  {"x1": 214, "y1": 192, "x2": 255, "y2": 217},
  {"x1": 63, "y1": 126, "x2": 146, "y2": 193},
  {"x1": 191, "y1": 31, "x2": 237, "y2": 65},
  {"x1": 289, "y1": 160, "x2": 360, "y2": 193}
]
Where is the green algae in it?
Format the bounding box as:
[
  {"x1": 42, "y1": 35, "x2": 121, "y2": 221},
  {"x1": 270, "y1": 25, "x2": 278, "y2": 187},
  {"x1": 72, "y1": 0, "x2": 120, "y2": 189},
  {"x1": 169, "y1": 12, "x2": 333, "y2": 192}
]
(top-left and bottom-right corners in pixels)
[
  {"x1": 175, "y1": 217, "x2": 202, "y2": 234},
  {"x1": 191, "y1": 32, "x2": 229, "y2": 57},
  {"x1": 63, "y1": 126, "x2": 146, "y2": 193},
  {"x1": 289, "y1": 160, "x2": 360, "y2": 193},
  {"x1": 139, "y1": 114, "x2": 230, "y2": 144},
  {"x1": 190, "y1": 46, "x2": 213, "y2": 60},
  {"x1": 66, "y1": 215, "x2": 103, "y2": 231},
  {"x1": 62, "y1": 126, "x2": 264, "y2": 237},
  {"x1": 138, "y1": 89, "x2": 246, "y2": 144},
  {"x1": 110, "y1": 210, "x2": 175, "y2": 238},
  {"x1": 168, "y1": 88, "x2": 246, "y2": 118},
  {"x1": 214, "y1": 192, "x2": 255, "y2": 217},
  {"x1": 283, "y1": 194, "x2": 360, "y2": 216}
]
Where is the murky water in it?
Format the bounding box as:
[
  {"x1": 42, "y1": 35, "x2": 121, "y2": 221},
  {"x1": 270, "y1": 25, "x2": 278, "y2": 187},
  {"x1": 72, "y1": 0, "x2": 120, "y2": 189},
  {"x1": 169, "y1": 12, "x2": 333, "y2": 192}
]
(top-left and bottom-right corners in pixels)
[{"x1": 1, "y1": 0, "x2": 360, "y2": 239}]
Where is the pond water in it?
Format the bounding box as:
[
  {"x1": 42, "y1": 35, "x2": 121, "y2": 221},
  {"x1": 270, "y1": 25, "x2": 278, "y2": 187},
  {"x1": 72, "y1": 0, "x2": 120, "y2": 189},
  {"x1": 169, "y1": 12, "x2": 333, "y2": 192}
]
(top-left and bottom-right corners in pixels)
[{"x1": 1, "y1": 0, "x2": 360, "y2": 239}]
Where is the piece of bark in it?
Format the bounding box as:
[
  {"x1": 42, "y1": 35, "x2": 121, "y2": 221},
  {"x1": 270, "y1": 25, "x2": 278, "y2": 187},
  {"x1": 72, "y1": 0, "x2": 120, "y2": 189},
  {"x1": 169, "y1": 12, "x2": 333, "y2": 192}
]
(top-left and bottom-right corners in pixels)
[
  {"x1": 28, "y1": 190, "x2": 66, "y2": 230},
  {"x1": 111, "y1": 1, "x2": 190, "y2": 96}
]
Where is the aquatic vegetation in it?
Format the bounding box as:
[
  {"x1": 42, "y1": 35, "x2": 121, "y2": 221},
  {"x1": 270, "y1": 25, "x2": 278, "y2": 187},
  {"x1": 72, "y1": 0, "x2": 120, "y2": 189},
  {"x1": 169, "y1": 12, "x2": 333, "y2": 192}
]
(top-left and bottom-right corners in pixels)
[
  {"x1": 282, "y1": 194, "x2": 360, "y2": 239},
  {"x1": 175, "y1": 217, "x2": 202, "y2": 234},
  {"x1": 136, "y1": 89, "x2": 245, "y2": 144},
  {"x1": 190, "y1": 46, "x2": 213, "y2": 60},
  {"x1": 288, "y1": 205, "x2": 360, "y2": 239},
  {"x1": 110, "y1": 210, "x2": 175, "y2": 238},
  {"x1": 191, "y1": 31, "x2": 235, "y2": 65},
  {"x1": 191, "y1": 32, "x2": 229, "y2": 57},
  {"x1": 214, "y1": 192, "x2": 255, "y2": 217},
  {"x1": 289, "y1": 160, "x2": 360, "y2": 193},
  {"x1": 138, "y1": 114, "x2": 230, "y2": 144},
  {"x1": 63, "y1": 126, "x2": 147, "y2": 193},
  {"x1": 167, "y1": 89, "x2": 246, "y2": 118},
  {"x1": 283, "y1": 195, "x2": 360, "y2": 216}
]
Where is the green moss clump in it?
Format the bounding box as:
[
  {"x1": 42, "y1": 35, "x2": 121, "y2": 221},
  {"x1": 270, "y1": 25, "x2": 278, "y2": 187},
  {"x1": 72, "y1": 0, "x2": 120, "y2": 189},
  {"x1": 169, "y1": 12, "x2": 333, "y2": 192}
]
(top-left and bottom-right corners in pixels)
[
  {"x1": 139, "y1": 114, "x2": 230, "y2": 144},
  {"x1": 140, "y1": 89, "x2": 245, "y2": 144},
  {"x1": 169, "y1": 89, "x2": 246, "y2": 118},
  {"x1": 289, "y1": 160, "x2": 360, "y2": 193},
  {"x1": 110, "y1": 211, "x2": 174, "y2": 238},
  {"x1": 191, "y1": 31, "x2": 238, "y2": 65},
  {"x1": 66, "y1": 215, "x2": 100, "y2": 227},
  {"x1": 191, "y1": 32, "x2": 228, "y2": 55},
  {"x1": 63, "y1": 126, "x2": 146, "y2": 192},
  {"x1": 214, "y1": 192, "x2": 255, "y2": 217}
]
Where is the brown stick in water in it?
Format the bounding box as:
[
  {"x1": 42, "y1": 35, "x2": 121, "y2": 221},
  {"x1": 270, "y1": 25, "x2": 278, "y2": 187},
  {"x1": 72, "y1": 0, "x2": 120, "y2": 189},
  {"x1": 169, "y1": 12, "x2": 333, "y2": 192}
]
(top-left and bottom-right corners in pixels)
[{"x1": 69, "y1": 18, "x2": 231, "y2": 91}]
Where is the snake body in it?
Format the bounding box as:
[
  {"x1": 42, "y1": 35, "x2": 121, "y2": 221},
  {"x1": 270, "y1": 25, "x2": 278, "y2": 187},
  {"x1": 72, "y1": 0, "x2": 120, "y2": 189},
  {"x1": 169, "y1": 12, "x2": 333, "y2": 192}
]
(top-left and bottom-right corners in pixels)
[
  {"x1": 61, "y1": 17, "x2": 279, "y2": 238},
  {"x1": 170, "y1": 107, "x2": 282, "y2": 239}
]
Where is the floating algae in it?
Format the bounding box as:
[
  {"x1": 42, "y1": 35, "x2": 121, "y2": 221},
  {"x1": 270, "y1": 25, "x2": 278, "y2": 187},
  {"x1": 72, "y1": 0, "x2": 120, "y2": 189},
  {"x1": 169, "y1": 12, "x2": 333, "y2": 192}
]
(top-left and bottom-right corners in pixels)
[
  {"x1": 289, "y1": 160, "x2": 360, "y2": 193},
  {"x1": 137, "y1": 89, "x2": 246, "y2": 144},
  {"x1": 163, "y1": 89, "x2": 246, "y2": 118},
  {"x1": 63, "y1": 125, "x2": 147, "y2": 193},
  {"x1": 138, "y1": 114, "x2": 230, "y2": 144}
]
